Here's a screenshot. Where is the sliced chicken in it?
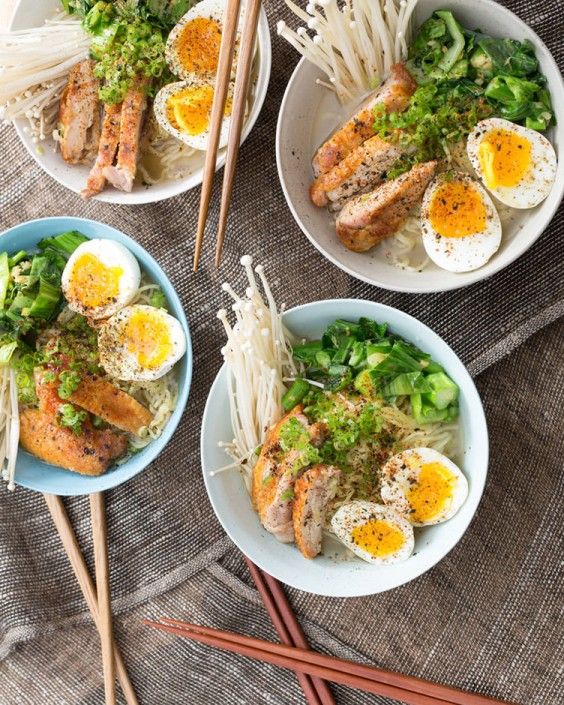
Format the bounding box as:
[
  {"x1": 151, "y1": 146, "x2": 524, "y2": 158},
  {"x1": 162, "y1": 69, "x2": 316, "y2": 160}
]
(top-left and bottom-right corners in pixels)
[
  {"x1": 103, "y1": 80, "x2": 147, "y2": 192},
  {"x1": 20, "y1": 409, "x2": 127, "y2": 476},
  {"x1": 58, "y1": 59, "x2": 100, "y2": 164},
  {"x1": 310, "y1": 135, "x2": 402, "y2": 208},
  {"x1": 252, "y1": 405, "x2": 309, "y2": 543},
  {"x1": 312, "y1": 64, "x2": 416, "y2": 177},
  {"x1": 336, "y1": 161, "x2": 437, "y2": 252},
  {"x1": 293, "y1": 464, "x2": 341, "y2": 559},
  {"x1": 81, "y1": 102, "x2": 122, "y2": 199},
  {"x1": 69, "y1": 375, "x2": 153, "y2": 435},
  {"x1": 35, "y1": 370, "x2": 152, "y2": 435}
]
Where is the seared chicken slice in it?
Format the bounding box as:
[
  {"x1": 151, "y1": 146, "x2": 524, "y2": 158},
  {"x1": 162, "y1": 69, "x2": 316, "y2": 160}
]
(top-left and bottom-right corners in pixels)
[
  {"x1": 310, "y1": 135, "x2": 402, "y2": 208},
  {"x1": 20, "y1": 409, "x2": 127, "y2": 476},
  {"x1": 82, "y1": 102, "x2": 122, "y2": 199},
  {"x1": 58, "y1": 59, "x2": 100, "y2": 164},
  {"x1": 312, "y1": 64, "x2": 416, "y2": 177},
  {"x1": 35, "y1": 370, "x2": 152, "y2": 435},
  {"x1": 336, "y1": 161, "x2": 437, "y2": 252},
  {"x1": 103, "y1": 81, "x2": 147, "y2": 192},
  {"x1": 69, "y1": 375, "x2": 153, "y2": 435},
  {"x1": 293, "y1": 464, "x2": 341, "y2": 559},
  {"x1": 252, "y1": 406, "x2": 310, "y2": 543}
]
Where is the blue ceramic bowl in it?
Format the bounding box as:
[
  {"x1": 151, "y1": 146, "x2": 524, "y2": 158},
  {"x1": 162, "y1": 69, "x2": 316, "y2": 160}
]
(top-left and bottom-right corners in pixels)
[{"x1": 0, "y1": 217, "x2": 192, "y2": 496}]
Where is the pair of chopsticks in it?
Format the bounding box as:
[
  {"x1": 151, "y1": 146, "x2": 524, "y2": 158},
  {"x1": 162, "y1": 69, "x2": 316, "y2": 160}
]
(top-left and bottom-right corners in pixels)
[
  {"x1": 243, "y1": 557, "x2": 335, "y2": 704},
  {"x1": 145, "y1": 617, "x2": 516, "y2": 705},
  {"x1": 44, "y1": 493, "x2": 138, "y2": 705},
  {"x1": 193, "y1": 0, "x2": 262, "y2": 271}
]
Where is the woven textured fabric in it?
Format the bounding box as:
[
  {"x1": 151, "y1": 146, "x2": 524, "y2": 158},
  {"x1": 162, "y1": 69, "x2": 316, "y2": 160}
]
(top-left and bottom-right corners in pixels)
[{"x1": 0, "y1": 0, "x2": 563, "y2": 703}]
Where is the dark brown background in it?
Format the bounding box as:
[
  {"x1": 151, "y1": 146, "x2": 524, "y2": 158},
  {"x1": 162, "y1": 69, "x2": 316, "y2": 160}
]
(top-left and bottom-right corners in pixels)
[{"x1": 0, "y1": 1, "x2": 563, "y2": 703}]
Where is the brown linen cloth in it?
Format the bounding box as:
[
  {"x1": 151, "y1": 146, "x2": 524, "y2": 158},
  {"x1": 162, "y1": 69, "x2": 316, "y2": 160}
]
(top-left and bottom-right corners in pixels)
[{"x1": 0, "y1": 0, "x2": 563, "y2": 703}]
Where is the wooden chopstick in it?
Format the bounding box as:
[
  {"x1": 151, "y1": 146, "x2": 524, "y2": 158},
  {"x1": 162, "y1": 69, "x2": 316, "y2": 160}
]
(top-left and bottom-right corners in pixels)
[
  {"x1": 193, "y1": 0, "x2": 242, "y2": 271},
  {"x1": 145, "y1": 619, "x2": 515, "y2": 705},
  {"x1": 43, "y1": 494, "x2": 138, "y2": 705},
  {"x1": 90, "y1": 492, "x2": 116, "y2": 705},
  {"x1": 214, "y1": 0, "x2": 262, "y2": 266},
  {"x1": 243, "y1": 557, "x2": 331, "y2": 705}
]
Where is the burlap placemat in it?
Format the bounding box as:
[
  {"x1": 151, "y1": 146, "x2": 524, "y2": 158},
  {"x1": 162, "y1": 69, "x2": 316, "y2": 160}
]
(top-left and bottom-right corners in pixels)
[{"x1": 0, "y1": 0, "x2": 563, "y2": 703}]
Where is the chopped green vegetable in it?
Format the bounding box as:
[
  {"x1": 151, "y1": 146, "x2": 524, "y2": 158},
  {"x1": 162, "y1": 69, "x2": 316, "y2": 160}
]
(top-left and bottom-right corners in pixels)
[
  {"x1": 400, "y1": 8, "x2": 554, "y2": 161},
  {"x1": 0, "y1": 253, "x2": 9, "y2": 310},
  {"x1": 28, "y1": 276, "x2": 62, "y2": 319},
  {"x1": 423, "y1": 372, "x2": 459, "y2": 410},
  {"x1": 148, "y1": 287, "x2": 167, "y2": 309},
  {"x1": 8, "y1": 251, "x2": 28, "y2": 268},
  {"x1": 83, "y1": 0, "x2": 177, "y2": 105},
  {"x1": 58, "y1": 403, "x2": 88, "y2": 435},
  {"x1": 281, "y1": 378, "x2": 311, "y2": 412},
  {"x1": 354, "y1": 369, "x2": 376, "y2": 398},
  {"x1": 279, "y1": 416, "x2": 321, "y2": 473},
  {"x1": 432, "y1": 10, "x2": 465, "y2": 77},
  {"x1": 292, "y1": 340, "x2": 323, "y2": 364},
  {"x1": 38, "y1": 230, "x2": 88, "y2": 256},
  {"x1": 292, "y1": 318, "x2": 459, "y2": 420},
  {"x1": 383, "y1": 371, "x2": 431, "y2": 397},
  {"x1": 58, "y1": 369, "x2": 81, "y2": 399}
]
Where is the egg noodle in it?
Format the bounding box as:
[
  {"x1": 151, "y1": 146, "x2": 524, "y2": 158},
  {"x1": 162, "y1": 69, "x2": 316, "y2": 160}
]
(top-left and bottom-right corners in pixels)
[{"x1": 215, "y1": 257, "x2": 459, "y2": 510}]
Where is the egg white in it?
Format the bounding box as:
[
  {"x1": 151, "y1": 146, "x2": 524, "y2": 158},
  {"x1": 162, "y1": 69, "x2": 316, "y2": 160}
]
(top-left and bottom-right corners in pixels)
[
  {"x1": 467, "y1": 117, "x2": 557, "y2": 209},
  {"x1": 98, "y1": 304, "x2": 186, "y2": 382},
  {"x1": 330, "y1": 501, "x2": 414, "y2": 565},
  {"x1": 380, "y1": 448, "x2": 468, "y2": 527},
  {"x1": 421, "y1": 173, "x2": 502, "y2": 273},
  {"x1": 62, "y1": 239, "x2": 140, "y2": 319}
]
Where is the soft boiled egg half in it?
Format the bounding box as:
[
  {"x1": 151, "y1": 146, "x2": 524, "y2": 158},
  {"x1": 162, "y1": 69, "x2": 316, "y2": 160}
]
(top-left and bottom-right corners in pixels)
[
  {"x1": 421, "y1": 172, "x2": 502, "y2": 272},
  {"x1": 165, "y1": 0, "x2": 237, "y2": 80},
  {"x1": 98, "y1": 304, "x2": 186, "y2": 382},
  {"x1": 157, "y1": 0, "x2": 243, "y2": 150},
  {"x1": 380, "y1": 448, "x2": 468, "y2": 527},
  {"x1": 467, "y1": 117, "x2": 557, "y2": 209},
  {"x1": 154, "y1": 77, "x2": 233, "y2": 151},
  {"x1": 331, "y1": 501, "x2": 414, "y2": 565},
  {"x1": 62, "y1": 239, "x2": 140, "y2": 319}
]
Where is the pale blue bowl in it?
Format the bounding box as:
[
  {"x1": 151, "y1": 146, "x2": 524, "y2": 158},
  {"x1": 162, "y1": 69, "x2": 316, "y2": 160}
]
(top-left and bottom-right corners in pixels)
[{"x1": 0, "y1": 217, "x2": 192, "y2": 496}]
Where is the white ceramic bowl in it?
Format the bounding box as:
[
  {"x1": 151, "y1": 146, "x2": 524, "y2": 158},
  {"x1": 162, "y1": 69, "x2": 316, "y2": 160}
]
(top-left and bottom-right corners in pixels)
[
  {"x1": 9, "y1": 0, "x2": 271, "y2": 204},
  {"x1": 276, "y1": 0, "x2": 564, "y2": 293},
  {"x1": 201, "y1": 299, "x2": 488, "y2": 596}
]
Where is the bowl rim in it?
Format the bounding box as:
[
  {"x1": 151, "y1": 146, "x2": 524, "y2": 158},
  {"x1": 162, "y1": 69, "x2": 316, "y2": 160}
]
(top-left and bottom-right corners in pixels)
[
  {"x1": 1, "y1": 216, "x2": 193, "y2": 496},
  {"x1": 9, "y1": 0, "x2": 272, "y2": 205},
  {"x1": 275, "y1": 0, "x2": 564, "y2": 293},
  {"x1": 200, "y1": 297, "x2": 489, "y2": 596}
]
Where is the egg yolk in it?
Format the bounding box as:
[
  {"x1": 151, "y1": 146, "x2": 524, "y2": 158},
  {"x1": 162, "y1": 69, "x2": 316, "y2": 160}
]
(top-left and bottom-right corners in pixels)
[
  {"x1": 429, "y1": 180, "x2": 487, "y2": 238},
  {"x1": 477, "y1": 129, "x2": 532, "y2": 189},
  {"x1": 407, "y1": 462, "x2": 456, "y2": 523},
  {"x1": 124, "y1": 310, "x2": 173, "y2": 370},
  {"x1": 67, "y1": 253, "x2": 122, "y2": 308},
  {"x1": 175, "y1": 17, "x2": 222, "y2": 75},
  {"x1": 351, "y1": 519, "x2": 405, "y2": 558},
  {"x1": 167, "y1": 85, "x2": 232, "y2": 136}
]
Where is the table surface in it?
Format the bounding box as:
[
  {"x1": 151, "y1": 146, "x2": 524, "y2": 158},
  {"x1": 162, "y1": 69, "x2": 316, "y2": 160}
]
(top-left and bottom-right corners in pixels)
[{"x1": 0, "y1": 1, "x2": 562, "y2": 705}]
